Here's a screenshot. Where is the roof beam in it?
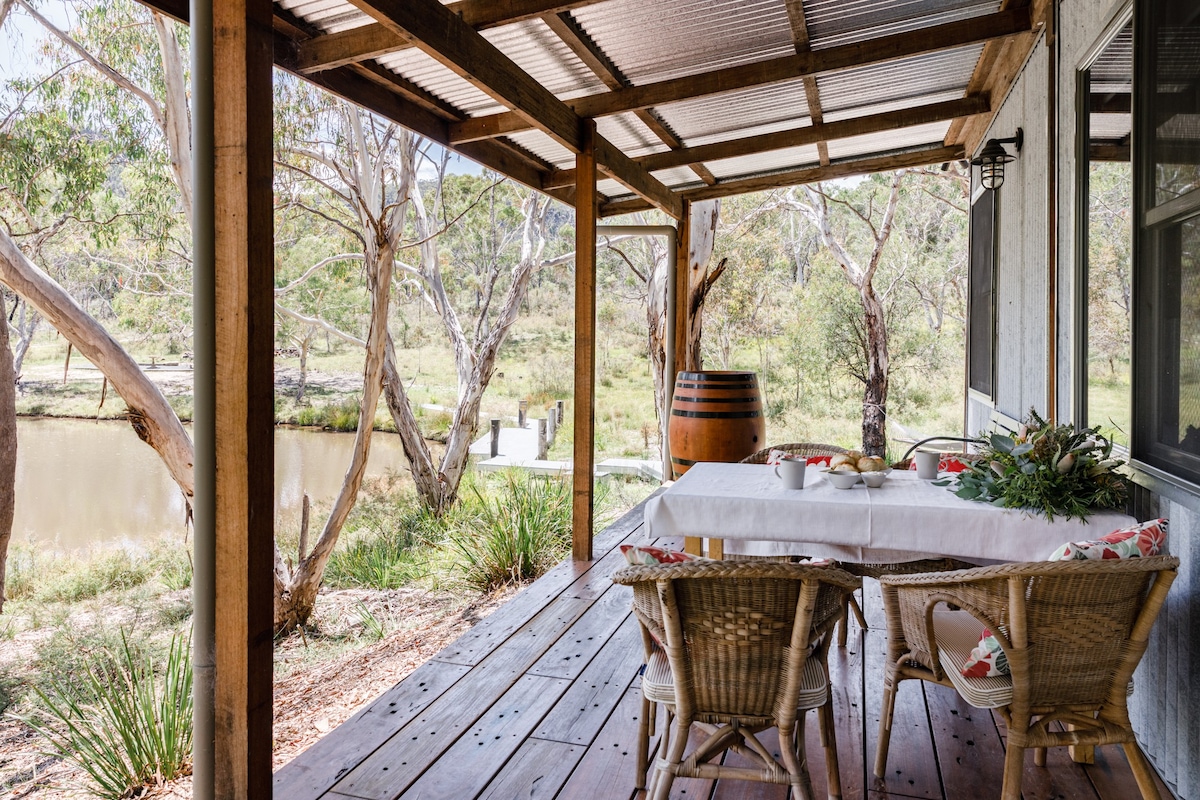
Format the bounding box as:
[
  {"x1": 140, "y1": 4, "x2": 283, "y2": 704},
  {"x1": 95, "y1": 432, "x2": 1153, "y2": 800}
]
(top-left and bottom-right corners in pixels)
[
  {"x1": 545, "y1": 96, "x2": 988, "y2": 189},
  {"x1": 541, "y1": 11, "x2": 718, "y2": 186},
  {"x1": 783, "y1": 0, "x2": 830, "y2": 166},
  {"x1": 450, "y1": 6, "x2": 1032, "y2": 144},
  {"x1": 599, "y1": 145, "x2": 965, "y2": 215},
  {"x1": 346, "y1": 0, "x2": 681, "y2": 217},
  {"x1": 295, "y1": 0, "x2": 607, "y2": 73},
  {"x1": 595, "y1": 136, "x2": 682, "y2": 219}
]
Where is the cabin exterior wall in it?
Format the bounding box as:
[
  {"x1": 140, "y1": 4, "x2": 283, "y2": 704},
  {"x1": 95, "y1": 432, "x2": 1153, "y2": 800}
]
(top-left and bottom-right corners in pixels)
[{"x1": 978, "y1": 0, "x2": 1200, "y2": 797}]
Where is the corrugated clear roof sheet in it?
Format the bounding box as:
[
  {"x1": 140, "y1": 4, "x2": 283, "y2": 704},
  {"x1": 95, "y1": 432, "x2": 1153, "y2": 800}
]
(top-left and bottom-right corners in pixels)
[
  {"x1": 818, "y1": 45, "x2": 982, "y2": 114},
  {"x1": 704, "y1": 145, "x2": 823, "y2": 180},
  {"x1": 277, "y1": 0, "x2": 368, "y2": 34},
  {"x1": 826, "y1": 120, "x2": 951, "y2": 160},
  {"x1": 377, "y1": 18, "x2": 605, "y2": 117},
  {"x1": 275, "y1": 0, "x2": 997, "y2": 197},
  {"x1": 571, "y1": 0, "x2": 795, "y2": 85},
  {"x1": 649, "y1": 166, "x2": 704, "y2": 188},
  {"x1": 655, "y1": 80, "x2": 812, "y2": 146},
  {"x1": 804, "y1": 0, "x2": 1000, "y2": 48},
  {"x1": 596, "y1": 114, "x2": 672, "y2": 160}
]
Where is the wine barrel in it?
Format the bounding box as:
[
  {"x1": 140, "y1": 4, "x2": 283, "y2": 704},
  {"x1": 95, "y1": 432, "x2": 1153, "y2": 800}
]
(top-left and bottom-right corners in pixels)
[{"x1": 668, "y1": 370, "x2": 766, "y2": 478}]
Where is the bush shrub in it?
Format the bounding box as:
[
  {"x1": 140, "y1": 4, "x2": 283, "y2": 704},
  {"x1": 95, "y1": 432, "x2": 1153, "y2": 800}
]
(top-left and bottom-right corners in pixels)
[{"x1": 452, "y1": 471, "x2": 577, "y2": 591}]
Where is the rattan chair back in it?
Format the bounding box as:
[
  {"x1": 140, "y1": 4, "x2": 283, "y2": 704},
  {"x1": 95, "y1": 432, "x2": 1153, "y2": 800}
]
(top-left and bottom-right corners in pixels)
[
  {"x1": 739, "y1": 442, "x2": 847, "y2": 464},
  {"x1": 613, "y1": 560, "x2": 861, "y2": 798},
  {"x1": 875, "y1": 555, "x2": 1179, "y2": 800}
]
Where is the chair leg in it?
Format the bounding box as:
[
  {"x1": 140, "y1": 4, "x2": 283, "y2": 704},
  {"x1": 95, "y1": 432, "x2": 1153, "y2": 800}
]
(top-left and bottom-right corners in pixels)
[
  {"x1": 650, "y1": 716, "x2": 690, "y2": 800},
  {"x1": 873, "y1": 678, "x2": 899, "y2": 778},
  {"x1": 779, "y1": 714, "x2": 816, "y2": 800},
  {"x1": 819, "y1": 695, "x2": 843, "y2": 799},
  {"x1": 836, "y1": 593, "x2": 869, "y2": 647},
  {"x1": 1034, "y1": 747, "x2": 1046, "y2": 767},
  {"x1": 636, "y1": 691, "x2": 653, "y2": 790},
  {"x1": 1122, "y1": 741, "x2": 1165, "y2": 799},
  {"x1": 1000, "y1": 743, "x2": 1025, "y2": 800}
]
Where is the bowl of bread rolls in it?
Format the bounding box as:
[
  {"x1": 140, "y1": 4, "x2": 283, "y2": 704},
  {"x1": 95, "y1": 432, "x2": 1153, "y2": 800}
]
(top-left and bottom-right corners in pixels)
[{"x1": 823, "y1": 451, "x2": 890, "y2": 489}]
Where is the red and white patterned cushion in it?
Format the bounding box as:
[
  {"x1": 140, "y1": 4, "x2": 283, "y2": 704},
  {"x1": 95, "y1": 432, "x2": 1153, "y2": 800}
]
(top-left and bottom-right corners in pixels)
[
  {"x1": 765, "y1": 450, "x2": 835, "y2": 467},
  {"x1": 961, "y1": 518, "x2": 1170, "y2": 678},
  {"x1": 619, "y1": 544, "x2": 703, "y2": 566},
  {"x1": 906, "y1": 456, "x2": 972, "y2": 473},
  {"x1": 1047, "y1": 518, "x2": 1168, "y2": 561},
  {"x1": 961, "y1": 627, "x2": 1009, "y2": 678}
]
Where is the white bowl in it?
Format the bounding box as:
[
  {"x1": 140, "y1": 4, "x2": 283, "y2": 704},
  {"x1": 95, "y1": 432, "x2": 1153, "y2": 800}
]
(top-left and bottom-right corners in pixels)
[
  {"x1": 860, "y1": 469, "x2": 891, "y2": 488},
  {"x1": 823, "y1": 469, "x2": 862, "y2": 489}
]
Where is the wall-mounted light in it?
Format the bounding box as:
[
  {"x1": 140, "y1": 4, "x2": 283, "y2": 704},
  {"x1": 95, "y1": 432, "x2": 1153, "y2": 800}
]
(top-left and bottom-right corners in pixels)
[{"x1": 971, "y1": 128, "x2": 1024, "y2": 190}]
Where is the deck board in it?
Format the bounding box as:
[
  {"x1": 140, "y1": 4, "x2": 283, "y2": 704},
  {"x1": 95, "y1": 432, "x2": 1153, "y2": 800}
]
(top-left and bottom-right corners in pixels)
[{"x1": 275, "y1": 498, "x2": 1175, "y2": 800}]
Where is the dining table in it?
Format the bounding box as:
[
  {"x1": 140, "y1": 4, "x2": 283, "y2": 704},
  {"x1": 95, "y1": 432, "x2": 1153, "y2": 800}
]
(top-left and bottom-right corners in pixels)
[{"x1": 643, "y1": 461, "x2": 1136, "y2": 564}]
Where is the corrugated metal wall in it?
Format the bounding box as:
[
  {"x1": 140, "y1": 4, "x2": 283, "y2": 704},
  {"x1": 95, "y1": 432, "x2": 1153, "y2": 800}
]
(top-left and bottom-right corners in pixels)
[{"x1": 989, "y1": 37, "x2": 1049, "y2": 422}]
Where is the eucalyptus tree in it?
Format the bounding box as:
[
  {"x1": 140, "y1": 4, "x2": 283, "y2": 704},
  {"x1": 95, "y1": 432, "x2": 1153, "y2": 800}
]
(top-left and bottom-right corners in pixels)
[
  {"x1": 778, "y1": 172, "x2": 906, "y2": 456},
  {"x1": 0, "y1": 0, "x2": 195, "y2": 509}
]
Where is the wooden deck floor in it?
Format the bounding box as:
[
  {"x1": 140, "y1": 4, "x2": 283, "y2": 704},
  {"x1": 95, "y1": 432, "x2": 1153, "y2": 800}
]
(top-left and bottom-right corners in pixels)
[{"x1": 274, "y1": 499, "x2": 1173, "y2": 800}]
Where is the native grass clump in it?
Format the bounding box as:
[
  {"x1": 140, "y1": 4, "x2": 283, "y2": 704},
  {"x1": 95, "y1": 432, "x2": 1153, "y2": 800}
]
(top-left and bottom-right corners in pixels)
[
  {"x1": 942, "y1": 409, "x2": 1128, "y2": 521},
  {"x1": 18, "y1": 629, "x2": 193, "y2": 800}
]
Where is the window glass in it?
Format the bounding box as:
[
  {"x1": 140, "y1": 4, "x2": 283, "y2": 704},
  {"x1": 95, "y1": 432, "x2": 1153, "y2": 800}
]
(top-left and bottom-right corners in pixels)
[
  {"x1": 1082, "y1": 21, "x2": 1132, "y2": 446},
  {"x1": 1150, "y1": 3, "x2": 1200, "y2": 205},
  {"x1": 1133, "y1": 0, "x2": 1200, "y2": 483},
  {"x1": 968, "y1": 189, "x2": 995, "y2": 397}
]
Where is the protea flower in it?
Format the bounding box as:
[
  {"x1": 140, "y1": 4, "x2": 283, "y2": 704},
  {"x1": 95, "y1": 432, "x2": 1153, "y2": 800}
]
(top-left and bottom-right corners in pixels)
[{"x1": 1057, "y1": 452, "x2": 1076, "y2": 474}]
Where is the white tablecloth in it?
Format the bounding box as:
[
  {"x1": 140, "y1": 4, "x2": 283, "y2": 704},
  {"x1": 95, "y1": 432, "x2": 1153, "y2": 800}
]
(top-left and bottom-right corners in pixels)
[{"x1": 643, "y1": 462, "x2": 1136, "y2": 564}]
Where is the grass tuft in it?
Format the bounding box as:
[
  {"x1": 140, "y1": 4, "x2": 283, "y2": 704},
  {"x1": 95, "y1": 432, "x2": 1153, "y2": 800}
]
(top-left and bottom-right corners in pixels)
[
  {"x1": 19, "y1": 628, "x2": 193, "y2": 800},
  {"x1": 451, "y1": 471, "x2": 581, "y2": 591}
]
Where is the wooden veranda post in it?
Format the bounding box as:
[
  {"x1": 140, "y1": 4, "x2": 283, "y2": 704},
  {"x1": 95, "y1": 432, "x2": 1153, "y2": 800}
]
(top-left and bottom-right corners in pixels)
[
  {"x1": 192, "y1": 0, "x2": 276, "y2": 793},
  {"x1": 572, "y1": 120, "x2": 598, "y2": 561},
  {"x1": 674, "y1": 199, "x2": 690, "y2": 378}
]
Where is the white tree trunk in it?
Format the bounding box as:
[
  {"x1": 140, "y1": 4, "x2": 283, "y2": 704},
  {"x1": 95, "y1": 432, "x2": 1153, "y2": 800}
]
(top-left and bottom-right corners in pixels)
[
  {"x1": 151, "y1": 13, "x2": 193, "y2": 226},
  {"x1": 684, "y1": 200, "x2": 720, "y2": 371},
  {"x1": 0, "y1": 290, "x2": 15, "y2": 613},
  {"x1": 0, "y1": 229, "x2": 194, "y2": 501}
]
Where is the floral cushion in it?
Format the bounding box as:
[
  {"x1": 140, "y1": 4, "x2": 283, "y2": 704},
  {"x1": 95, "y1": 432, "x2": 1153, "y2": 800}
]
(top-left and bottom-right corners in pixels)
[
  {"x1": 907, "y1": 456, "x2": 972, "y2": 473},
  {"x1": 1047, "y1": 518, "x2": 1169, "y2": 561},
  {"x1": 619, "y1": 544, "x2": 702, "y2": 566},
  {"x1": 765, "y1": 450, "x2": 835, "y2": 467},
  {"x1": 961, "y1": 518, "x2": 1170, "y2": 678},
  {"x1": 961, "y1": 627, "x2": 1009, "y2": 678}
]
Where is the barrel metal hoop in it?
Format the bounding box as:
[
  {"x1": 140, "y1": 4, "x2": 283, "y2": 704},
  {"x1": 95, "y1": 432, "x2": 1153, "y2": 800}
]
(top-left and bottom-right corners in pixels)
[{"x1": 670, "y1": 409, "x2": 763, "y2": 419}]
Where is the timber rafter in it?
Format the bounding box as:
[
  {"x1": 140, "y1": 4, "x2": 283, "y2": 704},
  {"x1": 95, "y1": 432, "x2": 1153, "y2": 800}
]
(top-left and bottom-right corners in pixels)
[
  {"x1": 448, "y1": 7, "x2": 1032, "y2": 144},
  {"x1": 344, "y1": 0, "x2": 683, "y2": 217},
  {"x1": 139, "y1": 0, "x2": 1032, "y2": 217}
]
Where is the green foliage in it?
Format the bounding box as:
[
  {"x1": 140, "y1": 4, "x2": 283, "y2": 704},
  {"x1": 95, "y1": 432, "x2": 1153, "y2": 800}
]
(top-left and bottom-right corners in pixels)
[
  {"x1": 293, "y1": 397, "x2": 363, "y2": 431},
  {"x1": 353, "y1": 601, "x2": 387, "y2": 641},
  {"x1": 19, "y1": 629, "x2": 193, "y2": 800},
  {"x1": 452, "y1": 471, "x2": 580, "y2": 591},
  {"x1": 34, "y1": 550, "x2": 152, "y2": 603},
  {"x1": 325, "y1": 495, "x2": 440, "y2": 589},
  {"x1": 939, "y1": 409, "x2": 1129, "y2": 521}
]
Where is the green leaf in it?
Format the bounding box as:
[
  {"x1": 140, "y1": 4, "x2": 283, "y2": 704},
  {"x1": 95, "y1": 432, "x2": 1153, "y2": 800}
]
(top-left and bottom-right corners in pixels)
[
  {"x1": 1011, "y1": 442, "x2": 1034, "y2": 456},
  {"x1": 990, "y1": 434, "x2": 1016, "y2": 453}
]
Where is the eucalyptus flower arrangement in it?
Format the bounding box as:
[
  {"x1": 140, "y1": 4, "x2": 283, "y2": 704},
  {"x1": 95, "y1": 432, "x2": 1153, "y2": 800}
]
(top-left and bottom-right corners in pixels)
[{"x1": 938, "y1": 409, "x2": 1128, "y2": 521}]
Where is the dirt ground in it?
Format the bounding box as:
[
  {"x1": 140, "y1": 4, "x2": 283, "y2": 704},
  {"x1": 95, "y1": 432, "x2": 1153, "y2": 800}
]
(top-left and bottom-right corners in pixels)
[{"x1": 0, "y1": 585, "x2": 515, "y2": 799}]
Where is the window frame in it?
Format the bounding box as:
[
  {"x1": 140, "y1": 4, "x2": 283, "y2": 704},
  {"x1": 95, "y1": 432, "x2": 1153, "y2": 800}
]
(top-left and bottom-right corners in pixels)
[
  {"x1": 1130, "y1": 0, "x2": 1200, "y2": 487},
  {"x1": 967, "y1": 182, "x2": 998, "y2": 402},
  {"x1": 1073, "y1": 3, "x2": 1132, "y2": 448}
]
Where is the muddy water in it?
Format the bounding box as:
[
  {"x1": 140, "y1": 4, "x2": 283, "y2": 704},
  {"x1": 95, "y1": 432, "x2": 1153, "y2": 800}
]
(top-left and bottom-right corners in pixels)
[{"x1": 11, "y1": 418, "x2": 410, "y2": 549}]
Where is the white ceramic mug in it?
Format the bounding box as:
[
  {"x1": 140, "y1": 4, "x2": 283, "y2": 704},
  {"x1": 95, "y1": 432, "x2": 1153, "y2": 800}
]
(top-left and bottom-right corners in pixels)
[
  {"x1": 774, "y1": 457, "x2": 807, "y2": 489},
  {"x1": 914, "y1": 450, "x2": 941, "y2": 480}
]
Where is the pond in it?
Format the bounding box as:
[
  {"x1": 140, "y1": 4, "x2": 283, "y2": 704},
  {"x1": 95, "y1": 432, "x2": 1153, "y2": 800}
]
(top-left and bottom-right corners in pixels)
[{"x1": 10, "y1": 417, "x2": 411, "y2": 550}]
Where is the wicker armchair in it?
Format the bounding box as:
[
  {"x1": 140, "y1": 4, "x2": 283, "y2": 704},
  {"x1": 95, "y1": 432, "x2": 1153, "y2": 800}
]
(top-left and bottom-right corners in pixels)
[
  {"x1": 612, "y1": 560, "x2": 862, "y2": 800},
  {"x1": 874, "y1": 556, "x2": 1179, "y2": 799},
  {"x1": 739, "y1": 441, "x2": 848, "y2": 464}
]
